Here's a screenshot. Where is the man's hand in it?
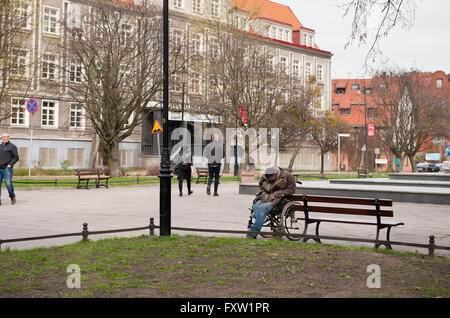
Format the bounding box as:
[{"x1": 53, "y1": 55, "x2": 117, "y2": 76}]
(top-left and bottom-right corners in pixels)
[{"x1": 7, "y1": 165, "x2": 11, "y2": 168}]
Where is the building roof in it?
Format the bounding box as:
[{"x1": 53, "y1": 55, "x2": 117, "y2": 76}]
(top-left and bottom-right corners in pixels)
[{"x1": 233, "y1": 0, "x2": 303, "y2": 30}]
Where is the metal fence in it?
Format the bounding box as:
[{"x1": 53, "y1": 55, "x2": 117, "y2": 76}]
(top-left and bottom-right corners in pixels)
[{"x1": 1, "y1": 218, "x2": 449, "y2": 257}]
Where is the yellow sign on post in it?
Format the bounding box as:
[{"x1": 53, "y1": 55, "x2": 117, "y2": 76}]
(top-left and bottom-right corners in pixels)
[{"x1": 152, "y1": 120, "x2": 163, "y2": 134}]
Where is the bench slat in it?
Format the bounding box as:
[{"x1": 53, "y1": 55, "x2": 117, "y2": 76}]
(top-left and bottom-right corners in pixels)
[
  {"x1": 297, "y1": 216, "x2": 403, "y2": 226},
  {"x1": 290, "y1": 194, "x2": 392, "y2": 206},
  {"x1": 291, "y1": 204, "x2": 394, "y2": 217}
]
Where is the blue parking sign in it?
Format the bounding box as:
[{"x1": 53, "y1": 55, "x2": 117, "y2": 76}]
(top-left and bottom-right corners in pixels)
[{"x1": 446, "y1": 145, "x2": 450, "y2": 157}]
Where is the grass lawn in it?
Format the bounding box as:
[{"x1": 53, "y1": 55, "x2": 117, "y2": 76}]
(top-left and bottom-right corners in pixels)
[{"x1": 0, "y1": 235, "x2": 448, "y2": 298}]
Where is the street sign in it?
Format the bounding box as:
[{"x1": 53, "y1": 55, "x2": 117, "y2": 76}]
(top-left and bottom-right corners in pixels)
[
  {"x1": 367, "y1": 123, "x2": 375, "y2": 136},
  {"x1": 374, "y1": 148, "x2": 380, "y2": 155},
  {"x1": 425, "y1": 153, "x2": 440, "y2": 161},
  {"x1": 375, "y1": 158, "x2": 387, "y2": 165},
  {"x1": 446, "y1": 146, "x2": 450, "y2": 157},
  {"x1": 152, "y1": 120, "x2": 163, "y2": 134},
  {"x1": 26, "y1": 98, "x2": 38, "y2": 114},
  {"x1": 361, "y1": 144, "x2": 366, "y2": 151},
  {"x1": 394, "y1": 158, "x2": 401, "y2": 166}
]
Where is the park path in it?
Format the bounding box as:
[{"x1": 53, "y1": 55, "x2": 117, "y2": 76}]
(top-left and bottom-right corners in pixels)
[{"x1": 0, "y1": 182, "x2": 449, "y2": 256}]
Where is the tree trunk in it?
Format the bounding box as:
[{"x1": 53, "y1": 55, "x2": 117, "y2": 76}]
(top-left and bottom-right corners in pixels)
[
  {"x1": 89, "y1": 134, "x2": 99, "y2": 169},
  {"x1": 320, "y1": 151, "x2": 325, "y2": 175},
  {"x1": 288, "y1": 142, "x2": 303, "y2": 170},
  {"x1": 407, "y1": 153, "x2": 417, "y2": 172},
  {"x1": 100, "y1": 138, "x2": 123, "y2": 177}
]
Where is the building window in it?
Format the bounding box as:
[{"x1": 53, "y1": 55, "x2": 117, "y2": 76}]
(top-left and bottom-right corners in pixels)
[
  {"x1": 119, "y1": 64, "x2": 131, "y2": 85},
  {"x1": 351, "y1": 84, "x2": 360, "y2": 91},
  {"x1": 193, "y1": 0, "x2": 202, "y2": 13},
  {"x1": 190, "y1": 73, "x2": 201, "y2": 94},
  {"x1": 284, "y1": 30, "x2": 290, "y2": 42},
  {"x1": 191, "y1": 33, "x2": 202, "y2": 56},
  {"x1": 120, "y1": 149, "x2": 134, "y2": 167},
  {"x1": 379, "y1": 83, "x2": 386, "y2": 89},
  {"x1": 317, "y1": 64, "x2": 323, "y2": 82},
  {"x1": 280, "y1": 57, "x2": 287, "y2": 74},
  {"x1": 43, "y1": 6, "x2": 60, "y2": 35},
  {"x1": 120, "y1": 23, "x2": 133, "y2": 46},
  {"x1": 68, "y1": 4, "x2": 81, "y2": 29},
  {"x1": 339, "y1": 107, "x2": 351, "y2": 116},
  {"x1": 336, "y1": 88, "x2": 346, "y2": 95},
  {"x1": 210, "y1": 0, "x2": 219, "y2": 18},
  {"x1": 436, "y1": 79, "x2": 443, "y2": 88},
  {"x1": 69, "y1": 58, "x2": 82, "y2": 83},
  {"x1": 172, "y1": 29, "x2": 184, "y2": 53},
  {"x1": 67, "y1": 148, "x2": 85, "y2": 167},
  {"x1": 292, "y1": 60, "x2": 299, "y2": 77},
  {"x1": 308, "y1": 35, "x2": 313, "y2": 47},
  {"x1": 69, "y1": 103, "x2": 85, "y2": 129},
  {"x1": 305, "y1": 62, "x2": 312, "y2": 80},
  {"x1": 368, "y1": 108, "x2": 378, "y2": 119},
  {"x1": 42, "y1": 53, "x2": 58, "y2": 80},
  {"x1": 11, "y1": 98, "x2": 28, "y2": 126},
  {"x1": 39, "y1": 148, "x2": 58, "y2": 168},
  {"x1": 209, "y1": 36, "x2": 219, "y2": 59},
  {"x1": 15, "y1": 0, "x2": 32, "y2": 29},
  {"x1": 172, "y1": 0, "x2": 183, "y2": 8},
  {"x1": 11, "y1": 49, "x2": 29, "y2": 77},
  {"x1": 41, "y1": 100, "x2": 58, "y2": 128},
  {"x1": 171, "y1": 72, "x2": 182, "y2": 92},
  {"x1": 17, "y1": 147, "x2": 29, "y2": 168}
]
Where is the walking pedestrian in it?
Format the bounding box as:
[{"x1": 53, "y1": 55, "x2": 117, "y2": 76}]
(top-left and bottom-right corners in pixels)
[
  {"x1": 205, "y1": 134, "x2": 223, "y2": 196},
  {"x1": 174, "y1": 146, "x2": 193, "y2": 197},
  {"x1": 0, "y1": 133, "x2": 19, "y2": 205}
]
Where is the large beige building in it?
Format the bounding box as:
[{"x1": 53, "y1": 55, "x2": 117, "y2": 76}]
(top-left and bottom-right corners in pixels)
[{"x1": 2, "y1": 0, "x2": 333, "y2": 171}]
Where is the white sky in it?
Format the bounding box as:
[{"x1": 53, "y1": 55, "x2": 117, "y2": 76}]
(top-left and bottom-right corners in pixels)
[{"x1": 274, "y1": 0, "x2": 450, "y2": 79}]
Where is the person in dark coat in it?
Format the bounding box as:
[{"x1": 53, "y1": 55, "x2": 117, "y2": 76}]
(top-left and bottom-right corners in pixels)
[
  {"x1": 247, "y1": 167, "x2": 296, "y2": 239},
  {"x1": 174, "y1": 147, "x2": 193, "y2": 197},
  {"x1": 205, "y1": 134, "x2": 223, "y2": 196},
  {"x1": 0, "y1": 133, "x2": 19, "y2": 205}
]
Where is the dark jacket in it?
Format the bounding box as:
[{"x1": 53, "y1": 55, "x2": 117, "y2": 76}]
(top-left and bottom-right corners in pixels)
[
  {"x1": 256, "y1": 168, "x2": 296, "y2": 206},
  {"x1": 0, "y1": 142, "x2": 19, "y2": 169},
  {"x1": 206, "y1": 141, "x2": 223, "y2": 168}
]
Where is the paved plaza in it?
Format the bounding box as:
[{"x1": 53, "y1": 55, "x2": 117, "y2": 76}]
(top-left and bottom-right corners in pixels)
[{"x1": 0, "y1": 182, "x2": 449, "y2": 256}]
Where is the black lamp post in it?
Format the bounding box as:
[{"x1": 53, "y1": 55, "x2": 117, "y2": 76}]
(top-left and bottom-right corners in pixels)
[
  {"x1": 159, "y1": 0, "x2": 172, "y2": 237},
  {"x1": 234, "y1": 116, "x2": 239, "y2": 176}
]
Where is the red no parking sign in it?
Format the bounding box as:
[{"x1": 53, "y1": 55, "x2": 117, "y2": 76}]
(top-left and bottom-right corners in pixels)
[{"x1": 26, "y1": 98, "x2": 38, "y2": 114}]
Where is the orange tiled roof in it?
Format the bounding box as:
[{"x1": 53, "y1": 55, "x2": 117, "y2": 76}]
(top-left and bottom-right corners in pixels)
[{"x1": 233, "y1": 0, "x2": 303, "y2": 30}]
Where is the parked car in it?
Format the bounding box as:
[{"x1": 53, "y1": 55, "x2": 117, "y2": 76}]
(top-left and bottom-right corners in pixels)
[{"x1": 417, "y1": 163, "x2": 441, "y2": 172}]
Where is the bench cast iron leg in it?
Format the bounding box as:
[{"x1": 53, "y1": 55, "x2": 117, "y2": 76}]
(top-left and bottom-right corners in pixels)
[
  {"x1": 302, "y1": 222, "x2": 309, "y2": 243},
  {"x1": 315, "y1": 221, "x2": 322, "y2": 243},
  {"x1": 385, "y1": 227, "x2": 393, "y2": 250},
  {"x1": 374, "y1": 226, "x2": 381, "y2": 249}
]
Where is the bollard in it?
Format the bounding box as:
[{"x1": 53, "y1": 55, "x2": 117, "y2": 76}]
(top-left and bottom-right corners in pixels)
[
  {"x1": 137, "y1": 176, "x2": 140, "y2": 184},
  {"x1": 55, "y1": 178, "x2": 58, "y2": 186},
  {"x1": 82, "y1": 223, "x2": 89, "y2": 242},
  {"x1": 149, "y1": 217, "x2": 155, "y2": 236},
  {"x1": 428, "y1": 235, "x2": 435, "y2": 257}
]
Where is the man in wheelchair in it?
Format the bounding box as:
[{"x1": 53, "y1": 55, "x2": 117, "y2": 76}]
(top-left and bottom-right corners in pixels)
[{"x1": 247, "y1": 166, "x2": 297, "y2": 239}]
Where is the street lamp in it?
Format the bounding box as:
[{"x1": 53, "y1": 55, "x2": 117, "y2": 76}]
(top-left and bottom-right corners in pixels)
[
  {"x1": 234, "y1": 117, "x2": 239, "y2": 176},
  {"x1": 338, "y1": 133, "x2": 350, "y2": 174},
  {"x1": 159, "y1": 0, "x2": 172, "y2": 237},
  {"x1": 363, "y1": 79, "x2": 369, "y2": 176}
]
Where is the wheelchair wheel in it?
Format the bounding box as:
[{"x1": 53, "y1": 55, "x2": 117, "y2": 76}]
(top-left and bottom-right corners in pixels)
[
  {"x1": 280, "y1": 201, "x2": 303, "y2": 241},
  {"x1": 248, "y1": 210, "x2": 277, "y2": 238}
]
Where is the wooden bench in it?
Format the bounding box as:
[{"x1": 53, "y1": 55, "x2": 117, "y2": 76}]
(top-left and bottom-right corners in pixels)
[
  {"x1": 357, "y1": 169, "x2": 372, "y2": 178},
  {"x1": 196, "y1": 167, "x2": 209, "y2": 184},
  {"x1": 284, "y1": 194, "x2": 404, "y2": 249},
  {"x1": 76, "y1": 168, "x2": 110, "y2": 189}
]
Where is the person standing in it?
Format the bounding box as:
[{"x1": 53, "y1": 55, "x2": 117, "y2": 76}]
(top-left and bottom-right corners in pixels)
[
  {"x1": 174, "y1": 147, "x2": 193, "y2": 197},
  {"x1": 206, "y1": 134, "x2": 223, "y2": 197},
  {"x1": 0, "y1": 133, "x2": 19, "y2": 205}
]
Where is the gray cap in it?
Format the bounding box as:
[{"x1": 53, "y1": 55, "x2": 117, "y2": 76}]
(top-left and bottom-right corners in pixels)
[{"x1": 264, "y1": 166, "x2": 279, "y2": 175}]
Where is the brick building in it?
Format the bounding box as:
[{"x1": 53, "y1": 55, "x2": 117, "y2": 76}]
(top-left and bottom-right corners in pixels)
[{"x1": 331, "y1": 71, "x2": 450, "y2": 172}]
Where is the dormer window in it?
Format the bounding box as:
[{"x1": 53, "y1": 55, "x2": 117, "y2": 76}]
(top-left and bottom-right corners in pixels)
[
  {"x1": 351, "y1": 84, "x2": 360, "y2": 91},
  {"x1": 436, "y1": 79, "x2": 443, "y2": 88}
]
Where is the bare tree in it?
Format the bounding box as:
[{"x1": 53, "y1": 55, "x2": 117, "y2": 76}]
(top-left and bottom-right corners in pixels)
[
  {"x1": 277, "y1": 76, "x2": 322, "y2": 169},
  {"x1": 310, "y1": 110, "x2": 350, "y2": 174},
  {"x1": 63, "y1": 0, "x2": 184, "y2": 176},
  {"x1": 341, "y1": 0, "x2": 417, "y2": 69},
  {"x1": 0, "y1": 0, "x2": 36, "y2": 121},
  {"x1": 373, "y1": 70, "x2": 449, "y2": 171}
]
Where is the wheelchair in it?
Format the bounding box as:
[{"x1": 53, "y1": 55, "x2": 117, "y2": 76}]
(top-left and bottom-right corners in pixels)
[{"x1": 247, "y1": 182, "x2": 304, "y2": 241}]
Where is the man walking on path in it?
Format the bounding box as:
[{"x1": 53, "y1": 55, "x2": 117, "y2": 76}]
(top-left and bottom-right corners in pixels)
[
  {"x1": 206, "y1": 134, "x2": 223, "y2": 197},
  {"x1": 0, "y1": 133, "x2": 19, "y2": 205}
]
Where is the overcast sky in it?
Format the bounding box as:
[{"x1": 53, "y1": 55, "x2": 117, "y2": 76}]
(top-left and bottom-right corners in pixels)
[{"x1": 274, "y1": 0, "x2": 450, "y2": 79}]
